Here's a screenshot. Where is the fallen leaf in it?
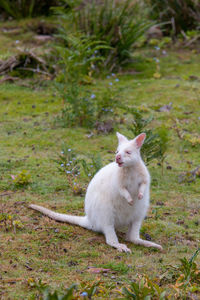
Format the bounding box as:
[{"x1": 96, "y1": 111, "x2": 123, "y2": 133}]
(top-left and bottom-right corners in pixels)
[
  {"x1": 87, "y1": 267, "x2": 111, "y2": 274},
  {"x1": 153, "y1": 72, "x2": 161, "y2": 79}
]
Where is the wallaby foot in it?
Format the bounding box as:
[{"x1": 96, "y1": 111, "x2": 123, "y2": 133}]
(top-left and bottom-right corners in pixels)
[
  {"x1": 130, "y1": 238, "x2": 163, "y2": 251},
  {"x1": 104, "y1": 226, "x2": 131, "y2": 253},
  {"x1": 111, "y1": 243, "x2": 131, "y2": 253}
]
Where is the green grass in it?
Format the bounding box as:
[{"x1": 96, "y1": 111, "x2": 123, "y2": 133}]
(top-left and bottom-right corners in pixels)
[{"x1": 0, "y1": 21, "x2": 200, "y2": 299}]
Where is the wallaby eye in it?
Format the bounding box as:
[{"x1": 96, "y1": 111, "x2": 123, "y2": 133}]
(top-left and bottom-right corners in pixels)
[
  {"x1": 125, "y1": 150, "x2": 131, "y2": 155},
  {"x1": 115, "y1": 150, "x2": 119, "y2": 154}
]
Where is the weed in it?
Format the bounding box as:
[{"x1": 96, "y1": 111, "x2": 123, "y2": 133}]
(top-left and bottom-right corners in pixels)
[
  {"x1": 0, "y1": 213, "x2": 24, "y2": 232},
  {"x1": 10, "y1": 170, "x2": 31, "y2": 187},
  {"x1": 38, "y1": 282, "x2": 77, "y2": 300},
  {"x1": 55, "y1": 145, "x2": 85, "y2": 196},
  {"x1": 55, "y1": 144, "x2": 104, "y2": 194},
  {"x1": 80, "y1": 154, "x2": 103, "y2": 179},
  {"x1": 173, "y1": 248, "x2": 200, "y2": 286},
  {"x1": 122, "y1": 275, "x2": 167, "y2": 299}
]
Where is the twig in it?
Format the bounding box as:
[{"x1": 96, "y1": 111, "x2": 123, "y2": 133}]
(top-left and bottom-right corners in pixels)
[
  {"x1": 184, "y1": 35, "x2": 200, "y2": 47},
  {"x1": 1, "y1": 278, "x2": 23, "y2": 283},
  {"x1": 18, "y1": 67, "x2": 52, "y2": 77},
  {"x1": 0, "y1": 192, "x2": 15, "y2": 197},
  {"x1": 0, "y1": 76, "x2": 19, "y2": 83}
]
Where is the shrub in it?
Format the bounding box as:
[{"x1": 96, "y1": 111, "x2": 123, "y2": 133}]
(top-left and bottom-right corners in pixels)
[
  {"x1": 147, "y1": 0, "x2": 200, "y2": 35},
  {"x1": 0, "y1": 0, "x2": 58, "y2": 19},
  {"x1": 57, "y1": 0, "x2": 152, "y2": 70},
  {"x1": 54, "y1": 33, "x2": 109, "y2": 127}
]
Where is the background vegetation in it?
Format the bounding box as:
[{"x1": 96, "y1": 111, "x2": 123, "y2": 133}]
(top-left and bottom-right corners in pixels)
[{"x1": 0, "y1": 0, "x2": 199, "y2": 299}]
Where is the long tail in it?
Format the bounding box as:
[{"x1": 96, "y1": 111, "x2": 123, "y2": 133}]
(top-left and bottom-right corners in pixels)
[{"x1": 29, "y1": 204, "x2": 91, "y2": 229}]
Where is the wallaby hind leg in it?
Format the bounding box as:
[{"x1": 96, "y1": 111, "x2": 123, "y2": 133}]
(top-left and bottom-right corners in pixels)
[
  {"x1": 104, "y1": 225, "x2": 131, "y2": 253},
  {"x1": 126, "y1": 220, "x2": 163, "y2": 251}
]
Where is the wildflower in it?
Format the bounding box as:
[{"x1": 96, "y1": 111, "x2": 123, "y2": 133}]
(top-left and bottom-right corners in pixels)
[
  {"x1": 61, "y1": 163, "x2": 64, "y2": 167},
  {"x1": 69, "y1": 161, "x2": 72, "y2": 163},
  {"x1": 109, "y1": 82, "x2": 113, "y2": 86},
  {"x1": 94, "y1": 50, "x2": 98, "y2": 54},
  {"x1": 106, "y1": 75, "x2": 110, "y2": 79},
  {"x1": 162, "y1": 50, "x2": 167, "y2": 55},
  {"x1": 73, "y1": 182, "x2": 77, "y2": 185},
  {"x1": 153, "y1": 57, "x2": 160, "y2": 63},
  {"x1": 115, "y1": 78, "x2": 119, "y2": 82},
  {"x1": 11, "y1": 175, "x2": 16, "y2": 180},
  {"x1": 61, "y1": 151, "x2": 64, "y2": 154},
  {"x1": 110, "y1": 109, "x2": 113, "y2": 112},
  {"x1": 15, "y1": 40, "x2": 20, "y2": 44},
  {"x1": 90, "y1": 165, "x2": 93, "y2": 168},
  {"x1": 81, "y1": 292, "x2": 88, "y2": 297},
  {"x1": 73, "y1": 157, "x2": 76, "y2": 160},
  {"x1": 66, "y1": 171, "x2": 71, "y2": 174},
  {"x1": 67, "y1": 163, "x2": 70, "y2": 166},
  {"x1": 111, "y1": 73, "x2": 115, "y2": 77},
  {"x1": 68, "y1": 149, "x2": 71, "y2": 152},
  {"x1": 154, "y1": 46, "x2": 160, "y2": 50},
  {"x1": 88, "y1": 173, "x2": 91, "y2": 177},
  {"x1": 91, "y1": 94, "x2": 96, "y2": 99}
]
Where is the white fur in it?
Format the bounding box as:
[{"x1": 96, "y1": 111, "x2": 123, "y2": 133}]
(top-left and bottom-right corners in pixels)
[{"x1": 29, "y1": 133, "x2": 163, "y2": 253}]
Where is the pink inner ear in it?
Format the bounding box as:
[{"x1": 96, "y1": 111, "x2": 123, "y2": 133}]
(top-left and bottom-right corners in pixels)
[{"x1": 136, "y1": 133, "x2": 146, "y2": 148}]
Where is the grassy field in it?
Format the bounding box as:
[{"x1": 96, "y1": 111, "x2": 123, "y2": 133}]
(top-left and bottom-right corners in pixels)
[{"x1": 0, "y1": 20, "x2": 200, "y2": 299}]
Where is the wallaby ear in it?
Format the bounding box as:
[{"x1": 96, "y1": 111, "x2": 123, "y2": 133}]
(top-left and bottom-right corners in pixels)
[
  {"x1": 134, "y1": 133, "x2": 146, "y2": 148},
  {"x1": 116, "y1": 132, "x2": 128, "y2": 144}
]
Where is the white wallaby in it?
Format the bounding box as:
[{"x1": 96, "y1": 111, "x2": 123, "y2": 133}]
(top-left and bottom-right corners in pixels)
[{"x1": 29, "y1": 132, "x2": 163, "y2": 253}]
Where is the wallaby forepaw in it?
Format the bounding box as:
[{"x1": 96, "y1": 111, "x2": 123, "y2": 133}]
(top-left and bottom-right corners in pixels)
[
  {"x1": 128, "y1": 199, "x2": 134, "y2": 206},
  {"x1": 138, "y1": 192, "x2": 143, "y2": 200},
  {"x1": 117, "y1": 243, "x2": 131, "y2": 253}
]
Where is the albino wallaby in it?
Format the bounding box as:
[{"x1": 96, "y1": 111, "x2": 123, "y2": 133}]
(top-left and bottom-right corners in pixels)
[{"x1": 29, "y1": 132, "x2": 163, "y2": 253}]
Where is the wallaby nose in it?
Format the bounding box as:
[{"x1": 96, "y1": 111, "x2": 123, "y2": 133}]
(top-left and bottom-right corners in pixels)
[{"x1": 116, "y1": 154, "x2": 121, "y2": 162}]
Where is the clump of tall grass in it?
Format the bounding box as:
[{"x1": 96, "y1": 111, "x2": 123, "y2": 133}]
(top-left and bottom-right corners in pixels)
[
  {"x1": 56, "y1": 0, "x2": 152, "y2": 70},
  {"x1": 0, "y1": 0, "x2": 58, "y2": 19}
]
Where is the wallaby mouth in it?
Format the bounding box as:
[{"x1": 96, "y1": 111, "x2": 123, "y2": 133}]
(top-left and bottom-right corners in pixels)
[{"x1": 117, "y1": 162, "x2": 124, "y2": 167}]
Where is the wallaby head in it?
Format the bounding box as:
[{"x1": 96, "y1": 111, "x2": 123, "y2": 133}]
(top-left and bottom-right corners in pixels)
[{"x1": 115, "y1": 132, "x2": 146, "y2": 167}]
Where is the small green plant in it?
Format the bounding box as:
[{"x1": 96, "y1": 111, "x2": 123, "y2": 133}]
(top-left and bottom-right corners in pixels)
[
  {"x1": 11, "y1": 170, "x2": 31, "y2": 187},
  {"x1": 0, "y1": 213, "x2": 24, "y2": 232},
  {"x1": 156, "y1": 126, "x2": 169, "y2": 174},
  {"x1": 55, "y1": 145, "x2": 85, "y2": 196},
  {"x1": 32, "y1": 279, "x2": 102, "y2": 299},
  {"x1": 96, "y1": 77, "x2": 121, "y2": 119},
  {"x1": 174, "y1": 248, "x2": 200, "y2": 286},
  {"x1": 39, "y1": 282, "x2": 77, "y2": 300},
  {"x1": 81, "y1": 154, "x2": 103, "y2": 179},
  {"x1": 55, "y1": 145, "x2": 105, "y2": 194},
  {"x1": 122, "y1": 275, "x2": 167, "y2": 299}
]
